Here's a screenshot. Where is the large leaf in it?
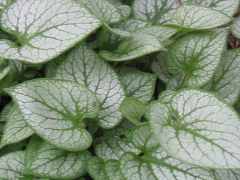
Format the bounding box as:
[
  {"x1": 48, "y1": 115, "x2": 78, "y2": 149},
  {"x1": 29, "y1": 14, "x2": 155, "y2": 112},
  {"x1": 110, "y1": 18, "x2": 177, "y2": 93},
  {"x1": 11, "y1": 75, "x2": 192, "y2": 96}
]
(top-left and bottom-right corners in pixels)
[
  {"x1": 0, "y1": 0, "x2": 100, "y2": 64},
  {"x1": 166, "y1": 5, "x2": 232, "y2": 30},
  {"x1": 133, "y1": 0, "x2": 179, "y2": 24},
  {"x1": 7, "y1": 79, "x2": 100, "y2": 151},
  {"x1": 26, "y1": 138, "x2": 91, "y2": 179},
  {"x1": 0, "y1": 104, "x2": 34, "y2": 148},
  {"x1": 149, "y1": 89, "x2": 240, "y2": 168},
  {"x1": 162, "y1": 30, "x2": 227, "y2": 88},
  {"x1": 208, "y1": 49, "x2": 240, "y2": 105},
  {"x1": 100, "y1": 33, "x2": 165, "y2": 61},
  {"x1": 51, "y1": 45, "x2": 125, "y2": 129},
  {"x1": 183, "y1": 0, "x2": 239, "y2": 16},
  {"x1": 0, "y1": 151, "x2": 25, "y2": 179},
  {"x1": 118, "y1": 67, "x2": 157, "y2": 102}
]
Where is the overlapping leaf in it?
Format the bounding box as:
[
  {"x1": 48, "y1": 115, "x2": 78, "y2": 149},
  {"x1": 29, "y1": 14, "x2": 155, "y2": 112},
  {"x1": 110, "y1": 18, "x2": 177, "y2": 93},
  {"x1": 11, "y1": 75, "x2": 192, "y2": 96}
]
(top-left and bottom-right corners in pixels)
[
  {"x1": 0, "y1": 104, "x2": 34, "y2": 148},
  {"x1": 149, "y1": 89, "x2": 240, "y2": 168},
  {"x1": 133, "y1": 0, "x2": 179, "y2": 24},
  {"x1": 166, "y1": 5, "x2": 232, "y2": 30},
  {"x1": 183, "y1": 0, "x2": 239, "y2": 16},
  {"x1": 79, "y1": 0, "x2": 129, "y2": 24},
  {"x1": 26, "y1": 138, "x2": 91, "y2": 179},
  {"x1": 0, "y1": 0, "x2": 101, "y2": 63},
  {"x1": 51, "y1": 45, "x2": 125, "y2": 129},
  {"x1": 118, "y1": 67, "x2": 157, "y2": 102},
  {"x1": 161, "y1": 30, "x2": 227, "y2": 88},
  {"x1": 7, "y1": 79, "x2": 100, "y2": 151},
  {"x1": 208, "y1": 49, "x2": 240, "y2": 105},
  {"x1": 100, "y1": 33, "x2": 165, "y2": 61}
]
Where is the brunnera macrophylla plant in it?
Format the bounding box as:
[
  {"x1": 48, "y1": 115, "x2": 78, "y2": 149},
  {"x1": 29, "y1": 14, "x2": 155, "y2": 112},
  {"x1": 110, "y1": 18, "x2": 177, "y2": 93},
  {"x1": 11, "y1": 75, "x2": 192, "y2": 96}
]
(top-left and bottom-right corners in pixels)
[{"x1": 1, "y1": 0, "x2": 240, "y2": 180}]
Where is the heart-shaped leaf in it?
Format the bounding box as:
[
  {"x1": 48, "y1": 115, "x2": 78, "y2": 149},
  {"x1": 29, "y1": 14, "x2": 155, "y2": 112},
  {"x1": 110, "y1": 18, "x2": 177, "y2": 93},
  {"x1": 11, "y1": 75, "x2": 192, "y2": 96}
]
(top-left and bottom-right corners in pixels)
[
  {"x1": 162, "y1": 30, "x2": 227, "y2": 88},
  {"x1": 149, "y1": 89, "x2": 240, "y2": 168},
  {"x1": 0, "y1": 0, "x2": 101, "y2": 63},
  {"x1": 7, "y1": 79, "x2": 100, "y2": 151},
  {"x1": 50, "y1": 45, "x2": 125, "y2": 129}
]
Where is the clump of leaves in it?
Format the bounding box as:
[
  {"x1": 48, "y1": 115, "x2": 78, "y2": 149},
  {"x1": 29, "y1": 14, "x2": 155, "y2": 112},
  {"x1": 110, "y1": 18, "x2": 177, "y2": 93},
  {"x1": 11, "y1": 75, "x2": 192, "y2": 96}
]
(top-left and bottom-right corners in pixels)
[{"x1": 1, "y1": 0, "x2": 240, "y2": 179}]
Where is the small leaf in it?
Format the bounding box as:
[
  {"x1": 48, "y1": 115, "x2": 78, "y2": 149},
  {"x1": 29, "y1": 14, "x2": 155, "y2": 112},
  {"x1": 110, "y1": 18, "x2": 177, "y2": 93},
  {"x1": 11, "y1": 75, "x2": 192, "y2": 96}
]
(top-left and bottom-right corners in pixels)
[
  {"x1": 162, "y1": 30, "x2": 227, "y2": 88},
  {"x1": 118, "y1": 67, "x2": 157, "y2": 102},
  {"x1": 79, "y1": 0, "x2": 124, "y2": 24},
  {"x1": 26, "y1": 138, "x2": 91, "y2": 179},
  {"x1": 51, "y1": 45, "x2": 125, "y2": 129},
  {"x1": 7, "y1": 79, "x2": 100, "y2": 151},
  {"x1": 136, "y1": 26, "x2": 177, "y2": 42},
  {"x1": 166, "y1": 5, "x2": 232, "y2": 30},
  {"x1": 1, "y1": 104, "x2": 34, "y2": 148},
  {"x1": 88, "y1": 157, "x2": 124, "y2": 180},
  {"x1": 149, "y1": 89, "x2": 240, "y2": 168},
  {"x1": 208, "y1": 49, "x2": 240, "y2": 105},
  {"x1": 183, "y1": 0, "x2": 239, "y2": 16},
  {"x1": 0, "y1": 0, "x2": 101, "y2": 63},
  {"x1": 133, "y1": 0, "x2": 179, "y2": 24},
  {"x1": 120, "y1": 97, "x2": 147, "y2": 125},
  {"x1": 0, "y1": 151, "x2": 25, "y2": 179},
  {"x1": 95, "y1": 122, "x2": 140, "y2": 160},
  {"x1": 100, "y1": 33, "x2": 165, "y2": 61}
]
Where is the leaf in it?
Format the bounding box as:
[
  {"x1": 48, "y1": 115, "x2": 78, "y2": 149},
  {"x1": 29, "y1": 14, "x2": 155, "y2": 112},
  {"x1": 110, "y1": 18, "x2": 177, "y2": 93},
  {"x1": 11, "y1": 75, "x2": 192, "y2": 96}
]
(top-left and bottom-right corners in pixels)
[
  {"x1": 136, "y1": 26, "x2": 177, "y2": 42},
  {"x1": 232, "y1": 16, "x2": 240, "y2": 39},
  {"x1": 100, "y1": 33, "x2": 165, "y2": 61},
  {"x1": 133, "y1": 0, "x2": 179, "y2": 24},
  {"x1": 212, "y1": 169, "x2": 240, "y2": 180},
  {"x1": 26, "y1": 137, "x2": 91, "y2": 179},
  {"x1": 95, "y1": 121, "x2": 140, "y2": 160},
  {"x1": 120, "y1": 97, "x2": 147, "y2": 125},
  {"x1": 118, "y1": 67, "x2": 157, "y2": 102},
  {"x1": 0, "y1": 104, "x2": 34, "y2": 148},
  {"x1": 162, "y1": 30, "x2": 227, "y2": 88},
  {"x1": 79, "y1": 0, "x2": 125, "y2": 24},
  {"x1": 149, "y1": 89, "x2": 240, "y2": 168},
  {"x1": 7, "y1": 79, "x2": 100, "y2": 151},
  {"x1": 208, "y1": 49, "x2": 240, "y2": 105},
  {"x1": 0, "y1": 0, "x2": 10, "y2": 9},
  {"x1": 166, "y1": 5, "x2": 232, "y2": 30},
  {"x1": 0, "y1": 0, "x2": 101, "y2": 64},
  {"x1": 0, "y1": 151, "x2": 25, "y2": 179},
  {"x1": 51, "y1": 45, "x2": 125, "y2": 129},
  {"x1": 88, "y1": 157, "x2": 124, "y2": 180},
  {"x1": 182, "y1": 0, "x2": 239, "y2": 16},
  {"x1": 120, "y1": 125, "x2": 214, "y2": 180}
]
